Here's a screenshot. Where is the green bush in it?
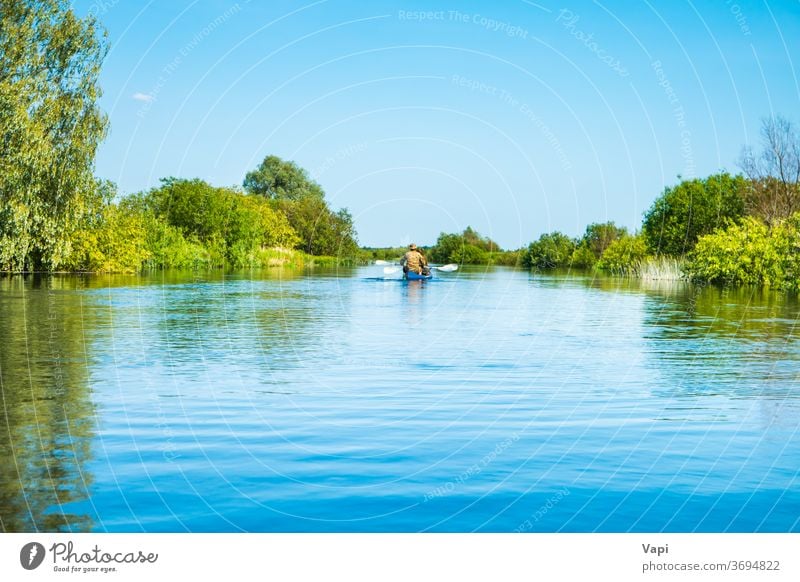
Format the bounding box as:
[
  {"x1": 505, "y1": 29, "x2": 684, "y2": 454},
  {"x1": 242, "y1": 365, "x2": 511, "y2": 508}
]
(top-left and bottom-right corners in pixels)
[
  {"x1": 63, "y1": 204, "x2": 150, "y2": 273},
  {"x1": 137, "y1": 178, "x2": 301, "y2": 268},
  {"x1": 428, "y1": 233, "x2": 461, "y2": 263},
  {"x1": 273, "y1": 197, "x2": 357, "y2": 258},
  {"x1": 359, "y1": 247, "x2": 407, "y2": 263},
  {"x1": 570, "y1": 244, "x2": 598, "y2": 268},
  {"x1": 596, "y1": 234, "x2": 648, "y2": 274},
  {"x1": 428, "y1": 228, "x2": 500, "y2": 264},
  {"x1": 642, "y1": 173, "x2": 748, "y2": 256},
  {"x1": 687, "y1": 215, "x2": 800, "y2": 290},
  {"x1": 490, "y1": 249, "x2": 522, "y2": 266},
  {"x1": 460, "y1": 226, "x2": 500, "y2": 252},
  {"x1": 141, "y1": 217, "x2": 210, "y2": 270},
  {"x1": 453, "y1": 244, "x2": 489, "y2": 265},
  {"x1": 522, "y1": 232, "x2": 576, "y2": 269},
  {"x1": 583, "y1": 222, "x2": 627, "y2": 255}
]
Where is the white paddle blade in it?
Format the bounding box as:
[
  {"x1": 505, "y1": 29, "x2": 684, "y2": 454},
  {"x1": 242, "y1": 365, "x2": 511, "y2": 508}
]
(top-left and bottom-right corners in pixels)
[
  {"x1": 374, "y1": 260, "x2": 389, "y2": 265},
  {"x1": 383, "y1": 266, "x2": 400, "y2": 275},
  {"x1": 435, "y1": 264, "x2": 458, "y2": 272}
]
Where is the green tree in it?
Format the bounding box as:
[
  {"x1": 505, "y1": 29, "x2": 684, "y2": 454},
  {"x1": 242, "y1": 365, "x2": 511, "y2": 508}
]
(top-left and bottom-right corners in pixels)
[
  {"x1": 0, "y1": 0, "x2": 108, "y2": 270},
  {"x1": 642, "y1": 173, "x2": 748, "y2": 256},
  {"x1": 62, "y1": 202, "x2": 149, "y2": 273},
  {"x1": 244, "y1": 155, "x2": 358, "y2": 257},
  {"x1": 243, "y1": 155, "x2": 324, "y2": 201},
  {"x1": 571, "y1": 221, "x2": 627, "y2": 268},
  {"x1": 428, "y1": 233, "x2": 461, "y2": 264},
  {"x1": 522, "y1": 232, "x2": 576, "y2": 269},
  {"x1": 141, "y1": 178, "x2": 299, "y2": 266},
  {"x1": 596, "y1": 234, "x2": 648, "y2": 274},
  {"x1": 570, "y1": 244, "x2": 597, "y2": 269},
  {"x1": 584, "y1": 221, "x2": 627, "y2": 256},
  {"x1": 147, "y1": 178, "x2": 234, "y2": 243},
  {"x1": 428, "y1": 227, "x2": 501, "y2": 264},
  {"x1": 461, "y1": 226, "x2": 500, "y2": 252},
  {"x1": 273, "y1": 197, "x2": 357, "y2": 256}
]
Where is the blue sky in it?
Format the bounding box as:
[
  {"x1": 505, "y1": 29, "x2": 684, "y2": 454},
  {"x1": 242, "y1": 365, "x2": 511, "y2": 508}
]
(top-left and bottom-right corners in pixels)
[{"x1": 74, "y1": 0, "x2": 800, "y2": 249}]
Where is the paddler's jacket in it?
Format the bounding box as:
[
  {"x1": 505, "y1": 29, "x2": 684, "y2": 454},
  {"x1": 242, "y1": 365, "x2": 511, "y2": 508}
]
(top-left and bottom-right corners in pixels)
[{"x1": 401, "y1": 250, "x2": 428, "y2": 274}]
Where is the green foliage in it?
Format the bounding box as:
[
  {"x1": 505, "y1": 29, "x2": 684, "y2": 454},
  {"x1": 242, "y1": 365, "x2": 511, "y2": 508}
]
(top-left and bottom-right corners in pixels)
[
  {"x1": 140, "y1": 178, "x2": 300, "y2": 268},
  {"x1": 428, "y1": 233, "x2": 461, "y2": 264},
  {"x1": 59, "y1": 177, "x2": 308, "y2": 272},
  {"x1": 0, "y1": 0, "x2": 108, "y2": 270},
  {"x1": 461, "y1": 226, "x2": 500, "y2": 252},
  {"x1": 243, "y1": 155, "x2": 324, "y2": 201},
  {"x1": 303, "y1": 254, "x2": 361, "y2": 268},
  {"x1": 244, "y1": 155, "x2": 358, "y2": 257},
  {"x1": 62, "y1": 204, "x2": 149, "y2": 273},
  {"x1": 454, "y1": 244, "x2": 490, "y2": 265},
  {"x1": 359, "y1": 247, "x2": 408, "y2": 263},
  {"x1": 274, "y1": 198, "x2": 358, "y2": 257},
  {"x1": 570, "y1": 222, "x2": 627, "y2": 268},
  {"x1": 490, "y1": 250, "x2": 522, "y2": 266},
  {"x1": 583, "y1": 221, "x2": 627, "y2": 256},
  {"x1": 596, "y1": 234, "x2": 648, "y2": 274},
  {"x1": 570, "y1": 244, "x2": 597, "y2": 268},
  {"x1": 642, "y1": 173, "x2": 748, "y2": 256},
  {"x1": 522, "y1": 232, "x2": 576, "y2": 269},
  {"x1": 687, "y1": 215, "x2": 800, "y2": 290},
  {"x1": 428, "y1": 227, "x2": 501, "y2": 264},
  {"x1": 136, "y1": 212, "x2": 211, "y2": 270},
  {"x1": 147, "y1": 178, "x2": 234, "y2": 242}
]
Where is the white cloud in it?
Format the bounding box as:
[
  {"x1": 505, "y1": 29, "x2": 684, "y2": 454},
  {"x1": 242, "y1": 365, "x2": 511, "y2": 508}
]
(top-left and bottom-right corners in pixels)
[{"x1": 132, "y1": 92, "x2": 155, "y2": 103}]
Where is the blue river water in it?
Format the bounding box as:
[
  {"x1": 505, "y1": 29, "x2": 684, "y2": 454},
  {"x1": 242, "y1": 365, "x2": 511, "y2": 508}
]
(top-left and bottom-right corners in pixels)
[{"x1": 1, "y1": 266, "x2": 798, "y2": 532}]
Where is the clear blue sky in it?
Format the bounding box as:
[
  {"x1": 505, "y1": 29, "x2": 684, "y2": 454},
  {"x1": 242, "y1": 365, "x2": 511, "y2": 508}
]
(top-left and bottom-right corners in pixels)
[{"x1": 73, "y1": 0, "x2": 800, "y2": 249}]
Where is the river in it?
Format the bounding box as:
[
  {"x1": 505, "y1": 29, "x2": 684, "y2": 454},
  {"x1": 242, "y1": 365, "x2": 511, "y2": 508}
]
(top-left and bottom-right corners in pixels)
[{"x1": 1, "y1": 266, "x2": 798, "y2": 532}]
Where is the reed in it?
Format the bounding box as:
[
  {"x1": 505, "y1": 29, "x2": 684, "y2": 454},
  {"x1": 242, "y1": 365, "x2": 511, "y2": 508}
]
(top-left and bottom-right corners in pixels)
[{"x1": 636, "y1": 256, "x2": 687, "y2": 280}]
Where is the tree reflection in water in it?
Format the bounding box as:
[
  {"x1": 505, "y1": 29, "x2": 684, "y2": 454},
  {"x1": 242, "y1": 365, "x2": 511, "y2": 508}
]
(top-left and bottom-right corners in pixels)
[{"x1": 0, "y1": 275, "x2": 95, "y2": 532}]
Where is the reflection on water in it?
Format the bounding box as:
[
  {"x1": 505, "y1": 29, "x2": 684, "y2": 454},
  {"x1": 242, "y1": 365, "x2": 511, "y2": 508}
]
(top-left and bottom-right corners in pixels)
[
  {"x1": 1, "y1": 267, "x2": 799, "y2": 532},
  {"x1": 0, "y1": 276, "x2": 96, "y2": 531}
]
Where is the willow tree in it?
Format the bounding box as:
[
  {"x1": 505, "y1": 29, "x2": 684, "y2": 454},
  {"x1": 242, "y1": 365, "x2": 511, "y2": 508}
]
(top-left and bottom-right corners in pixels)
[{"x1": 0, "y1": 0, "x2": 108, "y2": 271}]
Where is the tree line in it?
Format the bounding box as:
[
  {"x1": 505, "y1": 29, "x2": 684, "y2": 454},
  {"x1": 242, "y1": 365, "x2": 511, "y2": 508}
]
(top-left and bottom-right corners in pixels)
[
  {"x1": 0, "y1": 1, "x2": 357, "y2": 273},
  {"x1": 428, "y1": 115, "x2": 800, "y2": 292},
  {"x1": 4, "y1": 1, "x2": 800, "y2": 290},
  {"x1": 515, "y1": 115, "x2": 800, "y2": 291}
]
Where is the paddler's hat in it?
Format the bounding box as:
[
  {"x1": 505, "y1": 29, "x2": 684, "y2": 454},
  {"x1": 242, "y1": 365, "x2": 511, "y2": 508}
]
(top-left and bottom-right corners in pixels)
[{"x1": 409, "y1": 243, "x2": 417, "y2": 250}]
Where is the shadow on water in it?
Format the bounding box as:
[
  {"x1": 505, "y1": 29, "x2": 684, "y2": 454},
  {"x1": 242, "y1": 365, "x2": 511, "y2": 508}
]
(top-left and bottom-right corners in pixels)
[{"x1": 0, "y1": 275, "x2": 96, "y2": 532}]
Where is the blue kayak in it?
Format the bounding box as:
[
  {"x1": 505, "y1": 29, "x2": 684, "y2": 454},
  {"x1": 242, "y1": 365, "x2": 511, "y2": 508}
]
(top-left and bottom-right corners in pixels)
[{"x1": 405, "y1": 270, "x2": 432, "y2": 280}]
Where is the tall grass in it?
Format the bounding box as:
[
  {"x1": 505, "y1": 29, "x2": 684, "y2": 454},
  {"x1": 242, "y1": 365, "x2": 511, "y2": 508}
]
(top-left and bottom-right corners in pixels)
[
  {"x1": 303, "y1": 254, "x2": 366, "y2": 268},
  {"x1": 635, "y1": 256, "x2": 687, "y2": 280}
]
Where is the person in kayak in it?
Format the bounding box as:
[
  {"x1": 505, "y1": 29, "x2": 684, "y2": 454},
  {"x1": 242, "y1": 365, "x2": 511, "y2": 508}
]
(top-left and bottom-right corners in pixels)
[{"x1": 401, "y1": 244, "x2": 430, "y2": 276}]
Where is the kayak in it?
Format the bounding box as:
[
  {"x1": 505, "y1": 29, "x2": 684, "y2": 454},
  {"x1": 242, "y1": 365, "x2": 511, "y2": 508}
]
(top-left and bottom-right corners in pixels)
[{"x1": 405, "y1": 270, "x2": 432, "y2": 280}]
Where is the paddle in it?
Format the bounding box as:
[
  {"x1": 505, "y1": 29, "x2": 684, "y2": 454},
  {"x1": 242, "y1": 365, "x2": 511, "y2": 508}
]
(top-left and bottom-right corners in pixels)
[
  {"x1": 382, "y1": 264, "x2": 458, "y2": 275},
  {"x1": 432, "y1": 264, "x2": 458, "y2": 272}
]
